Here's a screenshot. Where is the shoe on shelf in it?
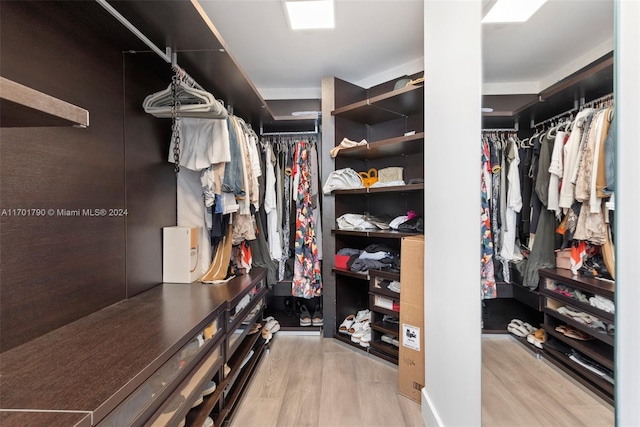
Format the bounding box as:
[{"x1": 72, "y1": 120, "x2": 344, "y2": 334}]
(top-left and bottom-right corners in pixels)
[
  {"x1": 262, "y1": 328, "x2": 273, "y2": 344},
  {"x1": 526, "y1": 328, "x2": 546, "y2": 349},
  {"x1": 354, "y1": 309, "x2": 370, "y2": 323},
  {"x1": 265, "y1": 318, "x2": 280, "y2": 333},
  {"x1": 359, "y1": 327, "x2": 372, "y2": 347},
  {"x1": 382, "y1": 315, "x2": 399, "y2": 324},
  {"x1": 381, "y1": 334, "x2": 395, "y2": 344},
  {"x1": 351, "y1": 322, "x2": 371, "y2": 343},
  {"x1": 312, "y1": 304, "x2": 323, "y2": 326},
  {"x1": 223, "y1": 363, "x2": 231, "y2": 378},
  {"x1": 202, "y1": 417, "x2": 214, "y2": 427},
  {"x1": 284, "y1": 297, "x2": 294, "y2": 317},
  {"x1": 391, "y1": 337, "x2": 400, "y2": 347},
  {"x1": 339, "y1": 315, "x2": 355, "y2": 334},
  {"x1": 191, "y1": 394, "x2": 204, "y2": 408},
  {"x1": 299, "y1": 304, "x2": 312, "y2": 326},
  {"x1": 202, "y1": 380, "x2": 217, "y2": 396}
]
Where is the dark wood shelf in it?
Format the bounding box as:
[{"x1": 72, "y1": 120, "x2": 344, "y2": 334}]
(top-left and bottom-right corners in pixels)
[
  {"x1": 332, "y1": 229, "x2": 422, "y2": 239},
  {"x1": 371, "y1": 320, "x2": 400, "y2": 336},
  {"x1": 369, "y1": 286, "x2": 401, "y2": 299},
  {"x1": 147, "y1": 338, "x2": 225, "y2": 427},
  {"x1": 262, "y1": 305, "x2": 323, "y2": 332},
  {"x1": 543, "y1": 307, "x2": 614, "y2": 346},
  {"x1": 539, "y1": 268, "x2": 615, "y2": 299},
  {"x1": 332, "y1": 267, "x2": 370, "y2": 280},
  {"x1": 370, "y1": 339, "x2": 399, "y2": 358},
  {"x1": 369, "y1": 346, "x2": 399, "y2": 365},
  {"x1": 0, "y1": 412, "x2": 91, "y2": 427},
  {"x1": 1, "y1": 76, "x2": 89, "y2": 127},
  {"x1": 333, "y1": 333, "x2": 369, "y2": 353},
  {"x1": 333, "y1": 183, "x2": 424, "y2": 195},
  {"x1": 542, "y1": 288, "x2": 614, "y2": 322},
  {"x1": 335, "y1": 133, "x2": 425, "y2": 160},
  {"x1": 543, "y1": 325, "x2": 614, "y2": 370},
  {"x1": 369, "y1": 294, "x2": 400, "y2": 317},
  {"x1": 369, "y1": 269, "x2": 401, "y2": 281},
  {"x1": 331, "y1": 85, "x2": 424, "y2": 124},
  {"x1": 543, "y1": 346, "x2": 614, "y2": 406},
  {"x1": 215, "y1": 341, "x2": 266, "y2": 427}
]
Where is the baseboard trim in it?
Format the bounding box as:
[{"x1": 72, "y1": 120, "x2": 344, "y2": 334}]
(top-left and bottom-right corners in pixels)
[{"x1": 421, "y1": 388, "x2": 444, "y2": 427}]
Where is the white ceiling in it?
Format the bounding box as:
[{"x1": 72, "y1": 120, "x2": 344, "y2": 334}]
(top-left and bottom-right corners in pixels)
[{"x1": 198, "y1": 0, "x2": 613, "y2": 100}]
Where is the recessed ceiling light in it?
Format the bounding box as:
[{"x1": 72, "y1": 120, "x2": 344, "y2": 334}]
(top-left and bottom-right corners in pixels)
[
  {"x1": 482, "y1": 0, "x2": 547, "y2": 24},
  {"x1": 284, "y1": 0, "x2": 334, "y2": 30},
  {"x1": 481, "y1": 107, "x2": 494, "y2": 113}
]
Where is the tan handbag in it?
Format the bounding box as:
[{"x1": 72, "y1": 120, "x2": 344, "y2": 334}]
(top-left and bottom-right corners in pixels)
[{"x1": 378, "y1": 167, "x2": 403, "y2": 183}]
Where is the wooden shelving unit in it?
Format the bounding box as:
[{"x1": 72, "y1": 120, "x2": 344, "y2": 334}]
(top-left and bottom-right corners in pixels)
[
  {"x1": 0, "y1": 77, "x2": 89, "y2": 127},
  {"x1": 325, "y1": 74, "x2": 423, "y2": 363},
  {"x1": 539, "y1": 268, "x2": 615, "y2": 404}
]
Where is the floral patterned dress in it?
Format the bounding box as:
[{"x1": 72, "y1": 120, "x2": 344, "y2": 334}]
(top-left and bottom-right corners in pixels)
[
  {"x1": 481, "y1": 138, "x2": 497, "y2": 299},
  {"x1": 292, "y1": 142, "x2": 322, "y2": 298}
]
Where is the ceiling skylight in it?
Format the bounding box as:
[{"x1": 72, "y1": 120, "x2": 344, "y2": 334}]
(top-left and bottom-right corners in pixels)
[
  {"x1": 284, "y1": 0, "x2": 335, "y2": 30},
  {"x1": 482, "y1": 0, "x2": 547, "y2": 23}
]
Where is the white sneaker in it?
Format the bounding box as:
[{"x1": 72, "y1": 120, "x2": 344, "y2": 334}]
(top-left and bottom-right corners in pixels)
[
  {"x1": 359, "y1": 328, "x2": 371, "y2": 347},
  {"x1": 202, "y1": 417, "x2": 214, "y2": 427},
  {"x1": 354, "y1": 309, "x2": 370, "y2": 323},
  {"x1": 351, "y1": 322, "x2": 371, "y2": 343}
]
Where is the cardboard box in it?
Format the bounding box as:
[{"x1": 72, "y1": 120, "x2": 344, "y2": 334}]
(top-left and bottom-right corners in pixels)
[
  {"x1": 399, "y1": 235, "x2": 425, "y2": 403},
  {"x1": 556, "y1": 248, "x2": 571, "y2": 270},
  {"x1": 163, "y1": 226, "x2": 201, "y2": 283}
]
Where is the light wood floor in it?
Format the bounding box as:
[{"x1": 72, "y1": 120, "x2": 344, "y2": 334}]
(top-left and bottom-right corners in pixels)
[
  {"x1": 229, "y1": 335, "x2": 424, "y2": 427},
  {"x1": 482, "y1": 337, "x2": 613, "y2": 427},
  {"x1": 230, "y1": 335, "x2": 613, "y2": 427}
]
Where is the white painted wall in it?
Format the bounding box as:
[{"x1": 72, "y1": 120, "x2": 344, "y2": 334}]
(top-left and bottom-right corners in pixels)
[
  {"x1": 615, "y1": 1, "x2": 640, "y2": 425},
  {"x1": 422, "y1": 1, "x2": 482, "y2": 426}
]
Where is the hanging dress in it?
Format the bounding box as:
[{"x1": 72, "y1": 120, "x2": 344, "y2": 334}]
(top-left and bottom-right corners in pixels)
[
  {"x1": 292, "y1": 142, "x2": 323, "y2": 298},
  {"x1": 481, "y1": 138, "x2": 497, "y2": 299}
]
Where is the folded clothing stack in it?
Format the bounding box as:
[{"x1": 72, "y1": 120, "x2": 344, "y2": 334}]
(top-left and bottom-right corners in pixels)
[{"x1": 336, "y1": 244, "x2": 400, "y2": 273}]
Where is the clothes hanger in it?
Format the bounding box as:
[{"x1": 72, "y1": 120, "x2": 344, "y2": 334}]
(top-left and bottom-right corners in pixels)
[{"x1": 143, "y1": 78, "x2": 228, "y2": 119}]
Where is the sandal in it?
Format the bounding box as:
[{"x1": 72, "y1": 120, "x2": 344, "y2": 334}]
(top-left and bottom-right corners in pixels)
[
  {"x1": 299, "y1": 304, "x2": 312, "y2": 326},
  {"x1": 339, "y1": 315, "x2": 355, "y2": 334},
  {"x1": 563, "y1": 326, "x2": 594, "y2": 341},
  {"x1": 526, "y1": 328, "x2": 546, "y2": 349},
  {"x1": 507, "y1": 320, "x2": 531, "y2": 337}
]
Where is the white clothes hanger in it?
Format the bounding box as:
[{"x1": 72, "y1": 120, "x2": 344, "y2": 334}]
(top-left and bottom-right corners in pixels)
[{"x1": 143, "y1": 80, "x2": 228, "y2": 119}]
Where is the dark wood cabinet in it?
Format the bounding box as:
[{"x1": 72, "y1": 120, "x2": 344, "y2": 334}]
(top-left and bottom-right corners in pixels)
[
  {"x1": 539, "y1": 268, "x2": 614, "y2": 405},
  {"x1": 0, "y1": 269, "x2": 269, "y2": 427}
]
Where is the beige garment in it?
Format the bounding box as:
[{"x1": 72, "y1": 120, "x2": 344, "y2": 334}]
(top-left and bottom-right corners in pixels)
[
  {"x1": 329, "y1": 138, "x2": 368, "y2": 157},
  {"x1": 601, "y1": 217, "x2": 616, "y2": 280},
  {"x1": 199, "y1": 224, "x2": 233, "y2": 283},
  {"x1": 596, "y1": 107, "x2": 614, "y2": 198},
  {"x1": 572, "y1": 201, "x2": 606, "y2": 245},
  {"x1": 574, "y1": 111, "x2": 604, "y2": 202},
  {"x1": 211, "y1": 162, "x2": 225, "y2": 194}
]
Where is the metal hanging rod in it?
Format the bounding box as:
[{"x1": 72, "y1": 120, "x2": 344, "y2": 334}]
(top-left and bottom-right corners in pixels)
[
  {"x1": 95, "y1": 0, "x2": 204, "y2": 91},
  {"x1": 532, "y1": 107, "x2": 578, "y2": 129},
  {"x1": 582, "y1": 92, "x2": 614, "y2": 109},
  {"x1": 482, "y1": 128, "x2": 517, "y2": 132},
  {"x1": 260, "y1": 131, "x2": 319, "y2": 136}
]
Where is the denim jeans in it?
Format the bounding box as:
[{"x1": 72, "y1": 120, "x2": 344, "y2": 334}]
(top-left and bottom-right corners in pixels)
[{"x1": 222, "y1": 116, "x2": 245, "y2": 197}]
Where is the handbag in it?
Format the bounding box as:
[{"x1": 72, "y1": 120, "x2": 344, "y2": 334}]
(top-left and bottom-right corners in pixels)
[
  {"x1": 378, "y1": 167, "x2": 403, "y2": 183},
  {"x1": 358, "y1": 168, "x2": 378, "y2": 188},
  {"x1": 322, "y1": 168, "x2": 364, "y2": 194}
]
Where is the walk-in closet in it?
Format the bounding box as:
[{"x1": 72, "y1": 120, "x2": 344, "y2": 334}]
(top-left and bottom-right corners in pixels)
[{"x1": 1, "y1": 1, "x2": 639, "y2": 427}]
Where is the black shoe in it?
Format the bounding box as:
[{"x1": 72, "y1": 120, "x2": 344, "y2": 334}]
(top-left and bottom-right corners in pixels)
[
  {"x1": 294, "y1": 299, "x2": 303, "y2": 318},
  {"x1": 284, "y1": 297, "x2": 294, "y2": 317}
]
